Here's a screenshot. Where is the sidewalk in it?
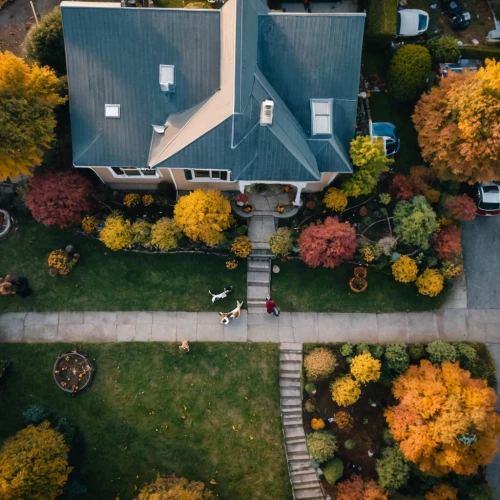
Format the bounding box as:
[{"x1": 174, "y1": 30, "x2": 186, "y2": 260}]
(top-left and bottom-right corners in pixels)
[{"x1": 1, "y1": 308, "x2": 500, "y2": 344}]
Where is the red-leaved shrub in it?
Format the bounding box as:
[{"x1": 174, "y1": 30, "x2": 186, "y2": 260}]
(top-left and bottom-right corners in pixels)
[
  {"x1": 446, "y1": 194, "x2": 476, "y2": 222},
  {"x1": 334, "y1": 474, "x2": 388, "y2": 500},
  {"x1": 433, "y1": 224, "x2": 462, "y2": 260},
  {"x1": 298, "y1": 217, "x2": 358, "y2": 269},
  {"x1": 25, "y1": 170, "x2": 92, "y2": 227},
  {"x1": 390, "y1": 174, "x2": 416, "y2": 200}
]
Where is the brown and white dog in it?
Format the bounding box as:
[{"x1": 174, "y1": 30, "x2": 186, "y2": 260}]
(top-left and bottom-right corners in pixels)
[{"x1": 219, "y1": 300, "x2": 244, "y2": 325}]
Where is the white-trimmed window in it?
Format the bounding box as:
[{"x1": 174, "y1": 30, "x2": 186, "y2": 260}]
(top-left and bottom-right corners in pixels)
[
  {"x1": 109, "y1": 167, "x2": 160, "y2": 178},
  {"x1": 105, "y1": 104, "x2": 121, "y2": 119},
  {"x1": 159, "y1": 65, "x2": 175, "y2": 91},
  {"x1": 311, "y1": 99, "x2": 332, "y2": 136},
  {"x1": 184, "y1": 169, "x2": 230, "y2": 182}
]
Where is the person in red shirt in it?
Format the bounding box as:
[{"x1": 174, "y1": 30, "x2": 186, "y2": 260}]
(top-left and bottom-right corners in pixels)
[{"x1": 265, "y1": 296, "x2": 280, "y2": 316}]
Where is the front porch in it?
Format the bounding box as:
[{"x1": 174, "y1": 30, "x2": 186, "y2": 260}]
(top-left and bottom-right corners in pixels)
[{"x1": 232, "y1": 183, "x2": 303, "y2": 219}]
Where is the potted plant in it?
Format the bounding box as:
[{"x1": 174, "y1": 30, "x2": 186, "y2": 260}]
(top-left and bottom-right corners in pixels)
[
  {"x1": 276, "y1": 203, "x2": 285, "y2": 214},
  {"x1": 234, "y1": 193, "x2": 248, "y2": 206},
  {"x1": 243, "y1": 204, "x2": 254, "y2": 213}
]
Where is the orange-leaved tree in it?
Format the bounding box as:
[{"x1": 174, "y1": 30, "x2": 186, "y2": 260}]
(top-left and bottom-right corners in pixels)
[
  {"x1": 413, "y1": 59, "x2": 500, "y2": 183},
  {"x1": 173, "y1": 189, "x2": 234, "y2": 246},
  {"x1": 334, "y1": 474, "x2": 388, "y2": 500},
  {"x1": 0, "y1": 51, "x2": 66, "y2": 181},
  {"x1": 425, "y1": 483, "x2": 458, "y2": 500},
  {"x1": 385, "y1": 360, "x2": 500, "y2": 476}
]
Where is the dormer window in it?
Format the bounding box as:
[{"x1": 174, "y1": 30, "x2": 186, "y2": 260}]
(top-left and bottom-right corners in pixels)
[
  {"x1": 311, "y1": 99, "x2": 332, "y2": 136},
  {"x1": 159, "y1": 65, "x2": 175, "y2": 92},
  {"x1": 105, "y1": 104, "x2": 121, "y2": 118}
]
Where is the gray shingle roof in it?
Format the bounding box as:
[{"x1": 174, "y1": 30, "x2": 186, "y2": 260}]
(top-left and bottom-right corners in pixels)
[{"x1": 62, "y1": 1, "x2": 365, "y2": 182}]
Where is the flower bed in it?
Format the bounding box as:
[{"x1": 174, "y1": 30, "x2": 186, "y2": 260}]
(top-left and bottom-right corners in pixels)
[
  {"x1": 302, "y1": 342, "x2": 497, "y2": 498},
  {"x1": 53, "y1": 352, "x2": 95, "y2": 393}
]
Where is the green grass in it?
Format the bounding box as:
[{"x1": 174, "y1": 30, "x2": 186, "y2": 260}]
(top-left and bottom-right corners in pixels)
[
  {"x1": 0, "y1": 343, "x2": 291, "y2": 500},
  {"x1": 271, "y1": 259, "x2": 450, "y2": 313},
  {"x1": 0, "y1": 222, "x2": 246, "y2": 312}
]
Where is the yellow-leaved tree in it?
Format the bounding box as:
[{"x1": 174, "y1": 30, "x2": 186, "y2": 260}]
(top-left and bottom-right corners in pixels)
[
  {"x1": 0, "y1": 51, "x2": 67, "y2": 181},
  {"x1": 174, "y1": 190, "x2": 234, "y2": 246},
  {"x1": 385, "y1": 360, "x2": 500, "y2": 476},
  {"x1": 413, "y1": 59, "x2": 500, "y2": 183},
  {"x1": 0, "y1": 421, "x2": 72, "y2": 500}
]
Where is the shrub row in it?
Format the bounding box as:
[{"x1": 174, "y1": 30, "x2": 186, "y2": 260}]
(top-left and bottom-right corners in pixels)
[{"x1": 460, "y1": 45, "x2": 500, "y2": 62}]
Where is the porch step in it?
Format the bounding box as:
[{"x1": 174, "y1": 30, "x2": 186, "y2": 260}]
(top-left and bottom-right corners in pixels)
[
  {"x1": 280, "y1": 352, "x2": 302, "y2": 362},
  {"x1": 252, "y1": 242, "x2": 271, "y2": 251},
  {"x1": 280, "y1": 371, "x2": 301, "y2": 379},
  {"x1": 280, "y1": 379, "x2": 301, "y2": 388},
  {"x1": 282, "y1": 417, "x2": 303, "y2": 427},
  {"x1": 248, "y1": 271, "x2": 270, "y2": 286},
  {"x1": 294, "y1": 488, "x2": 324, "y2": 500},
  {"x1": 280, "y1": 388, "x2": 301, "y2": 398},
  {"x1": 281, "y1": 397, "x2": 302, "y2": 408}
]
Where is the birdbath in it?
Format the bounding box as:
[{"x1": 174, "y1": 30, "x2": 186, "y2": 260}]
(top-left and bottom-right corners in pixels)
[{"x1": 53, "y1": 352, "x2": 95, "y2": 393}]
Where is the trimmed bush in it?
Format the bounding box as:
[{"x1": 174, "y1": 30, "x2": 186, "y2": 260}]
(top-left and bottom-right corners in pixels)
[
  {"x1": 330, "y1": 376, "x2": 361, "y2": 407},
  {"x1": 323, "y1": 458, "x2": 344, "y2": 485},
  {"x1": 304, "y1": 382, "x2": 316, "y2": 395},
  {"x1": 304, "y1": 348, "x2": 337, "y2": 382},
  {"x1": 268, "y1": 227, "x2": 293, "y2": 257},
  {"x1": 364, "y1": 0, "x2": 399, "y2": 48},
  {"x1": 409, "y1": 343, "x2": 426, "y2": 361},
  {"x1": 426, "y1": 340, "x2": 457, "y2": 365},
  {"x1": 392, "y1": 255, "x2": 419, "y2": 283},
  {"x1": 100, "y1": 214, "x2": 133, "y2": 251},
  {"x1": 150, "y1": 218, "x2": 181, "y2": 252},
  {"x1": 344, "y1": 439, "x2": 356, "y2": 450},
  {"x1": 340, "y1": 343, "x2": 353, "y2": 357},
  {"x1": 371, "y1": 344, "x2": 385, "y2": 359},
  {"x1": 417, "y1": 269, "x2": 445, "y2": 297},
  {"x1": 376, "y1": 445, "x2": 410, "y2": 492},
  {"x1": 460, "y1": 46, "x2": 500, "y2": 62},
  {"x1": 457, "y1": 343, "x2": 477, "y2": 370},
  {"x1": 333, "y1": 411, "x2": 354, "y2": 430},
  {"x1": 388, "y1": 45, "x2": 432, "y2": 102},
  {"x1": 306, "y1": 432, "x2": 337, "y2": 463},
  {"x1": 23, "y1": 404, "x2": 49, "y2": 425},
  {"x1": 350, "y1": 352, "x2": 381, "y2": 383},
  {"x1": 426, "y1": 36, "x2": 460, "y2": 63},
  {"x1": 384, "y1": 344, "x2": 410, "y2": 375},
  {"x1": 131, "y1": 219, "x2": 153, "y2": 247},
  {"x1": 356, "y1": 341, "x2": 370, "y2": 354},
  {"x1": 323, "y1": 187, "x2": 348, "y2": 212}
]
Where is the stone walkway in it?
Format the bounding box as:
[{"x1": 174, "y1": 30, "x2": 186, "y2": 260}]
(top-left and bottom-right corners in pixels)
[{"x1": 2, "y1": 309, "x2": 500, "y2": 344}]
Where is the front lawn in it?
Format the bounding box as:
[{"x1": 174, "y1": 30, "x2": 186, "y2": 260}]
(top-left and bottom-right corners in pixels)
[
  {"x1": 0, "y1": 222, "x2": 246, "y2": 312},
  {"x1": 271, "y1": 259, "x2": 450, "y2": 313},
  {"x1": 0, "y1": 342, "x2": 291, "y2": 500}
]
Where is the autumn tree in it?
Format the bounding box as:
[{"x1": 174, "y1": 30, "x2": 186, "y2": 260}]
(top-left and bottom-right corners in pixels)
[
  {"x1": 0, "y1": 421, "x2": 72, "y2": 500},
  {"x1": 173, "y1": 190, "x2": 234, "y2": 246},
  {"x1": 137, "y1": 475, "x2": 215, "y2": 500},
  {"x1": 446, "y1": 194, "x2": 476, "y2": 222},
  {"x1": 0, "y1": 51, "x2": 66, "y2": 181},
  {"x1": 390, "y1": 174, "x2": 416, "y2": 200},
  {"x1": 342, "y1": 136, "x2": 393, "y2": 198},
  {"x1": 393, "y1": 195, "x2": 439, "y2": 250},
  {"x1": 433, "y1": 224, "x2": 461, "y2": 260},
  {"x1": 334, "y1": 474, "x2": 388, "y2": 500},
  {"x1": 425, "y1": 484, "x2": 458, "y2": 500},
  {"x1": 298, "y1": 217, "x2": 358, "y2": 268},
  {"x1": 25, "y1": 7, "x2": 66, "y2": 74},
  {"x1": 24, "y1": 170, "x2": 92, "y2": 227},
  {"x1": 375, "y1": 445, "x2": 410, "y2": 492},
  {"x1": 413, "y1": 59, "x2": 500, "y2": 183},
  {"x1": 150, "y1": 217, "x2": 181, "y2": 251},
  {"x1": 100, "y1": 213, "x2": 133, "y2": 251},
  {"x1": 388, "y1": 45, "x2": 432, "y2": 102},
  {"x1": 385, "y1": 360, "x2": 500, "y2": 476}
]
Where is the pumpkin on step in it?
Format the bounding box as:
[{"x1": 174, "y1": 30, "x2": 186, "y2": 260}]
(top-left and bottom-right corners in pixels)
[{"x1": 311, "y1": 418, "x2": 325, "y2": 431}]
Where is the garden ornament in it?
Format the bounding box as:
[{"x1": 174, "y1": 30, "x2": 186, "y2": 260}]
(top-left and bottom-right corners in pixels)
[
  {"x1": 179, "y1": 340, "x2": 190, "y2": 352},
  {"x1": 219, "y1": 300, "x2": 244, "y2": 325},
  {"x1": 209, "y1": 286, "x2": 232, "y2": 303}
]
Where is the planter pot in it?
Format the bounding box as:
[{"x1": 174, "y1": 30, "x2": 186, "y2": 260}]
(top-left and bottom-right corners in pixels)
[
  {"x1": 349, "y1": 277, "x2": 368, "y2": 293},
  {"x1": 236, "y1": 201, "x2": 245, "y2": 207},
  {"x1": 273, "y1": 265, "x2": 280, "y2": 274},
  {"x1": 49, "y1": 268, "x2": 59, "y2": 277}
]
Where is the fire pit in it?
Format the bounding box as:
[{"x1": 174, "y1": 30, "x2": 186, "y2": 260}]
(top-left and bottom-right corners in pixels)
[{"x1": 53, "y1": 352, "x2": 95, "y2": 393}]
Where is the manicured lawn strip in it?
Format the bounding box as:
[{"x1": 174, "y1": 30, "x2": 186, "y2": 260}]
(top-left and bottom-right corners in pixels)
[
  {"x1": 0, "y1": 222, "x2": 246, "y2": 312},
  {"x1": 0, "y1": 342, "x2": 291, "y2": 500},
  {"x1": 271, "y1": 259, "x2": 449, "y2": 313}
]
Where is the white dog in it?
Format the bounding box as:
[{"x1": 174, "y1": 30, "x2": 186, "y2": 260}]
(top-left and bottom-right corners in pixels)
[
  {"x1": 209, "y1": 286, "x2": 232, "y2": 303},
  {"x1": 219, "y1": 300, "x2": 244, "y2": 325}
]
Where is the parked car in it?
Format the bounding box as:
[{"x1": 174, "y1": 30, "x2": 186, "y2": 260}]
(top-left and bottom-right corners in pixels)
[
  {"x1": 370, "y1": 122, "x2": 400, "y2": 157},
  {"x1": 487, "y1": 29, "x2": 500, "y2": 44},
  {"x1": 476, "y1": 183, "x2": 500, "y2": 216},
  {"x1": 442, "y1": 0, "x2": 472, "y2": 31},
  {"x1": 439, "y1": 59, "x2": 482, "y2": 77},
  {"x1": 396, "y1": 9, "x2": 429, "y2": 37}
]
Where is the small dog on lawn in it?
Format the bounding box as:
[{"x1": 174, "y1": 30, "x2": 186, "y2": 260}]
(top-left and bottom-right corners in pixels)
[{"x1": 209, "y1": 286, "x2": 232, "y2": 303}]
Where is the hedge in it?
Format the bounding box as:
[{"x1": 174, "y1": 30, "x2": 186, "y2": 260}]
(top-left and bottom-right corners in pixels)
[
  {"x1": 460, "y1": 45, "x2": 500, "y2": 62},
  {"x1": 364, "y1": 0, "x2": 399, "y2": 48}
]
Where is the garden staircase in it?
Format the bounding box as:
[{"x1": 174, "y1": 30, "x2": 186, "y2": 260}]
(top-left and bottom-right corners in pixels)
[
  {"x1": 280, "y1": 343, "x2": 324, "y2": 500},
  {"x1": 247, "y1": 215, "x2": 275, "y2": 314}
]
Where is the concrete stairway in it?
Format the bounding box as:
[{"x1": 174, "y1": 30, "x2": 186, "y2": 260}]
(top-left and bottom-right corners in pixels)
[
  {"x1": 280, "y1": 343, "x2": 324, "y2": 500},
  {"x1": 247, "y1": 215, "x2": 275, "y2": 314}
]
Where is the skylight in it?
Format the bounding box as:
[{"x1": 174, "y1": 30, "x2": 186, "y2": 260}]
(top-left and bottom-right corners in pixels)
[
  {"x1": 159, "y1": 65, "x2": 175, "y2": 91},
  {"x1": 105, "y1": 104, "x2": 120, "y2": 118},
  {"x1": 311, "y1": 99, "x2": 332, "y2": 136}
]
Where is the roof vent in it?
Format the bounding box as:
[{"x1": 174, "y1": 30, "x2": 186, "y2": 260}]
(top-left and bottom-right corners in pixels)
[
  {"x1": 153, "y1": 125, "x2": 165, "y2": 134},
  {"x1": 260, "y1": 99, "x2": 274, "y2": 126},
  {"x1": 159, "y1": 65, "x2": 175, "y2": 92}
]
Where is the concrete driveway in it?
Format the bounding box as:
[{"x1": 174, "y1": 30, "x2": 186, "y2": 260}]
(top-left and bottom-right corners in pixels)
[{"x1": 463, "y1": 215, "x2": 500, "y2": 309}]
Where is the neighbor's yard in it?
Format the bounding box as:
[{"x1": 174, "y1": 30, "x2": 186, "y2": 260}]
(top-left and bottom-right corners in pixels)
[
  {"x1": 271, "y1": 259, "x2": 450, "y2": 313},
  {"x1": 0, "y1": 342, "x2": 291, "y2": 500},
  {"x1": 0, "y1": 222, "x2": 246, "y2": 312}
]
